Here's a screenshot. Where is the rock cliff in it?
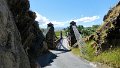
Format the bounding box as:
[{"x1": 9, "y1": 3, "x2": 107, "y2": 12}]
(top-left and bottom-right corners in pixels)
[
  {"x1": 0, "y1": 0, "x2": 30, "y2": 68},
  {"x1": 95, "y1": 1, "x2": 120, "y2": 50},
  {"x1": 0, "y1": 0, "x2": 48, "y2": 68}
]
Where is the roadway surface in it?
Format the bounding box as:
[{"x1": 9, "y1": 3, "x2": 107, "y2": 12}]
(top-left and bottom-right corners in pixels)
[{"x1": 43, "y1": 38, "x2": 95, "y2": 68}]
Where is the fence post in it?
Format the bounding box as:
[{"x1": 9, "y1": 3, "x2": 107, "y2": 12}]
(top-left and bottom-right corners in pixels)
[{"x1": 46, "y1": 23, "x2": 56, "y2": 49}]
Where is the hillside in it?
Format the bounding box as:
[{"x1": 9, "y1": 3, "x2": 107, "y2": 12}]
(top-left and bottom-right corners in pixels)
[
  {"x1": 82, "y1": 1, "x2": 120, "y2": 68},
  {"x1": 94, "y1": 1, "x2": 120, "y2": 50}
]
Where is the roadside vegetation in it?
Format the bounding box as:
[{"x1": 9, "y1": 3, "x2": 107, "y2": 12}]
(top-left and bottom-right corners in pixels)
[
  {"x1": 71, "y1": 40, "x2": 120, "y2": 68},
  {"x1": 64, "y1": 25, "x2": 99, "y2": 38}
]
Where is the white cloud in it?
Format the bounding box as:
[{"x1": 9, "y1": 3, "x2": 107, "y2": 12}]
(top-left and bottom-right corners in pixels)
[
  {"x1": 35, "y1": 12, "x2": 100, "y2": 28},
  {"x1": 35, "y1": 12, "x2": 49, "y2": 24},
  {"x1": 35, "y1": 12, "x2": 66, "y2": 28},
  {"x1": 72, "y1": 16, "x2": 100, "y2": 23}
]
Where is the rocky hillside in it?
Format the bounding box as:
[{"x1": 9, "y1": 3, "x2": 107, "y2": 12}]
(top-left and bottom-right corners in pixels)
[
  {"x1": 95, "y1": 1, "x2": 120, "y2": 50},
  {"x1": 0, "y1": 0, "x2": 48, "y2": 68}
]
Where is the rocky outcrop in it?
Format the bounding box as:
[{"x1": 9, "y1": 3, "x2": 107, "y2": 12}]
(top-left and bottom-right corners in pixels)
[
  {"x1": 0, "y1": 0, "x2": 30, "y2": 68},
  {"x1": 6, "y1": 0, "x2": 36, "y2": 48},
  {"x1": 69, "y1": 21, "x2": 77, "y2": 47},
  {"x1": 0, "y1": 0, "x2": 48, "y2": 68},
  {"x1": 46, "y1": 23, "x2": 56, "y2": 49},
  {"x1": 6, "y1": 0, "x2": 48, "y2": 56},
  {"x1": 95, "y1": 1, "x2": 120, "y2": 50}
]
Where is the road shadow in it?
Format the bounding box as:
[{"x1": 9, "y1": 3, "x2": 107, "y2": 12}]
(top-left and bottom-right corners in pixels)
[
  {"x1": 36, "y1": 38, "x2": 71, "y2": 67},
  {"x1": 53, "y1": 49, "x2": 71, "y2": 55},
  {"x1": 55, "y1": 49, "x2": 71, "y2": 52},
  {"x1": 36, "y1": 51, "x2": 57, "y2": 67}
]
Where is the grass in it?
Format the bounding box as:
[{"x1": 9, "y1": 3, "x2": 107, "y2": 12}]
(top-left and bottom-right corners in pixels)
[
  {"x1": 84, "y1": 40, "x2": 95, "y2": 61},
  {"x1": 71, "y1": 40, "x2": 120, "y2": 68},
  {"x1": 94, "y1": 48, "x2": 120, "y2": 68},
  {"x1": 55, "y1": 31, "x2": 60, "y2": 38},
  {"x1": 55, "y1": 30, "x2": 66, "y2": 38},
  {"x1": 71, "y1": 47, "x2": 81, "y2": 57},
  {"x1": 71, "y1": 40, "x2": 95, "y2": 60}
]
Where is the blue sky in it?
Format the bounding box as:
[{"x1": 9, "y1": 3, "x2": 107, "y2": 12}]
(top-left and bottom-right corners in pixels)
[{"x1": 30, "y1": 0, "x2": 119, "y2": 28}]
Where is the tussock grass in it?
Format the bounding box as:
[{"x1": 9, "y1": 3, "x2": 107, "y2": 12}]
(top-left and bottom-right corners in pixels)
[
  {"x1": 71, "y1": 48, "x2": 81, "y2": 57},
  {"x1": 94, "y1": 47, "x2": 120, "y2": 68},
  {"x1": 83, "y1": 40, "x2": 95, "y2": 61},
  {"x1": 71, "y1": 40, "x2": 120, "y2": 68}
]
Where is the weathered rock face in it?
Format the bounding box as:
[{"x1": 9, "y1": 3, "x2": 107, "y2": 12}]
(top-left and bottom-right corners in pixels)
[
  {"x1": 95, "y1": 1, "x2": 120, "y2": 50},
  {"x1": 6, "y1": 0, "x2": 48, "y2": 54},
  {"x1": 69, "y1": 21, "x2": 77, "y2": 47},
  {"x1": 46, "y1": 23, "x2": 56, "y2": 49},
  {"x1": 5, "y1": 0, "x2": 48, "y2": 67},
  {"x1": 0, "y1": 0, "x2": 30, "y2": 68}
]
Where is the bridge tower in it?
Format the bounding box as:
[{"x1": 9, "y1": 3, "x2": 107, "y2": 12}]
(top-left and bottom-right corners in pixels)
[
  {"x1": 70, "y1": 21, "x2": 77, "y2": 47},
  {"x1": 46, "y1": 23, "x2": 56, "y2": 49}
]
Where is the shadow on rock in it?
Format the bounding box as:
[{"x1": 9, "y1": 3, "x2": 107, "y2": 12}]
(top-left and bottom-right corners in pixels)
[{"x1": 36, "y1": 51, "x2": 57, "y2": 67}]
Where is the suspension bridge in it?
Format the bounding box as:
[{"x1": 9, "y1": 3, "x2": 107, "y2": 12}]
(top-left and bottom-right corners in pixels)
[
  {"x1": 35, "y1": 21, "x2": 101, "y2": 68},
  {"x1": 42, "y1": 21, "x2": 86, "y2": 54}
]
